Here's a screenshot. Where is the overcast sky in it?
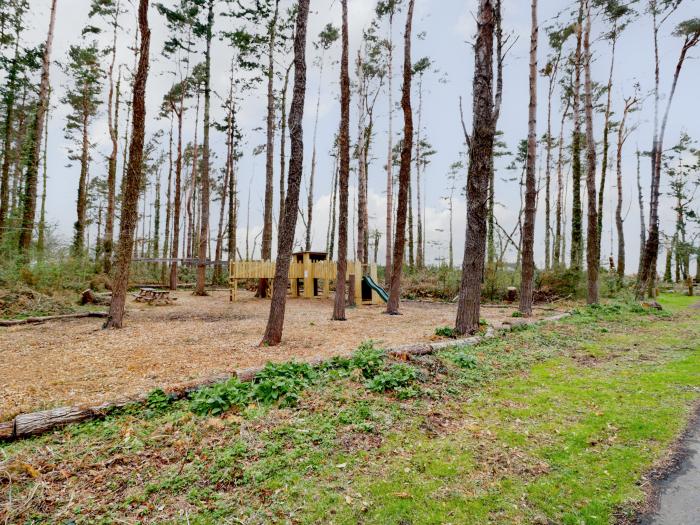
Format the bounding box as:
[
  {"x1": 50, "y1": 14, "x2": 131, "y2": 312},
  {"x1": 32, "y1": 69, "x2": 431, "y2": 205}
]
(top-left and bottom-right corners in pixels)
[{"x1": 19, "y1": 0, "x2": 700, "y2": 271}]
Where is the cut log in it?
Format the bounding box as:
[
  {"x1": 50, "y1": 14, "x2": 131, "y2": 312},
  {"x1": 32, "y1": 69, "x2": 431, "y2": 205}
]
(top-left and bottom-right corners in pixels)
[
  {"x1": 505, "y1": 287, "x2": 518, "y2": 302},
  {"x1": 14, "y1": 407, "x2": 93, "y2": 438},
  {"x1": 81, "y1": 289, "x2": 112, "y2": 306},
  {"x1": 0, "y1": 420, "x2": 14, "y2": 440}
]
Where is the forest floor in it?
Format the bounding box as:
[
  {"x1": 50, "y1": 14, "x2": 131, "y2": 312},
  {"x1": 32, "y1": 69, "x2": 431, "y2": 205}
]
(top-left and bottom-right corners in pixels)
[
  {"x1": 0, "y1": 290, "x2": 565, "y2": 421},
  {"x1": 1, "y1": 294, "x2": 698, "y2": 524}
]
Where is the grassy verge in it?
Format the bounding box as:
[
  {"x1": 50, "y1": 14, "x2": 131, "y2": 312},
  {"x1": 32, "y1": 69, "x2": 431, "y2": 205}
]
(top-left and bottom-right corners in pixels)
[{"x1": 1, "y1": 296, "x2": 699, "y2": 524}]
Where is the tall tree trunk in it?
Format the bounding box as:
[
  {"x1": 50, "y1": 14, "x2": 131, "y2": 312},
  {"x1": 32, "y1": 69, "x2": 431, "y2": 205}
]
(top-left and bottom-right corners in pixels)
[
  {"x1": 18, "y1": 0, "x2": 57, "y2": 255},
  {"x1": 104, "y1": 0, "x2": 150, "y2": 329},
  {"x1": 415, "y1": 74, "x2": 423, "y2": 268},
  {"x1": 583, "y1": 0, "x2": 599, "y2": 304},
  {"x1": 333, "y1": 0, "x2": 350, "y2": 321},
  {"x1": 519, "y1": 0, "x2": 538, "y2": 317},
  {"x1": 385, "y1": 0, "x2": 415, "y2": 315},
  {"x1": 455, "y1": 0, "x2": 497, "y2": 335},
  {"x1": 637, "y1": 28, "x2": 698, "y2": 297},
  {"x1": 162, "y1": 114, "x2": 173, "y2": 283},
  {"x1": 597, "y1": 24, "x2": 617, "y2": 257},
  {"x1": 261, "y1": 0, "x2": 310, "y2": 345},
  {"x1": 196, "y1": 0, "x2": 214, "y2": 296},
  {"x1": 543, "y1": 51, "x2": 560, "y2": 271},
  {"x1": 37, "y1": 89, "x2": 50, "y2": 254},
  {"x1": 306, "y1": 56, "x2": 326, "y2": 252},
  {"x1": 258, "y1": 0, "x2": 280, "y2": 297},
  {"x1": 615, "y1": 97, "x2": 634, "y2": 280},
  {"x1": 169, "y1": 103, "x2": 185, "y2": 289},
  {"x1": 636, "y1": 149, "x2": 645, "y2": 276},
  {"x1": 327, "y1": 159, "x2": 338, "y2": 258},
  {"x1": 553, "y1": 96, "x2": 570, "y2": 269},
  {"x1": 278, "y1": 62, "x2": 292, "y2": 236},
  {"x1": 72, "y1": 96, "x2": 90, "y2": 255},
  {"x1": 104, "y1": 3, "x2": 121, "y2": 273},
  {"x1": 385, "y1": 12, "x2": 395, "y2": 286},
  {"x1": 0, "y1": 28, "x2": 21, "y2": 242},
  {"x1": 227, "y1": 101, "x2": 238, "y2": 265},
  {"x1": 569, "y1": 1, "x2": 584, "y2": 271}
]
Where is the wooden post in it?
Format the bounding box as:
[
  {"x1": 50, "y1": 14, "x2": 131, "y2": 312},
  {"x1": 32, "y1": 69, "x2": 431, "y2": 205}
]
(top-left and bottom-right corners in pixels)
[
  {"x1": 370, "y1": 263, "x2": 380, "y2": 304},
  {"x1": 303, "y1": 252, "x2": 313, "y2": 298}
]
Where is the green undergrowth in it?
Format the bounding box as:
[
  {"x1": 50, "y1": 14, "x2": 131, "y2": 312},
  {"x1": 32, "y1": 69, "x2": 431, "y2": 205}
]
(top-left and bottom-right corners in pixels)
[{"x1": 2, "y1": 295, "x2": 699, "y2": 524}]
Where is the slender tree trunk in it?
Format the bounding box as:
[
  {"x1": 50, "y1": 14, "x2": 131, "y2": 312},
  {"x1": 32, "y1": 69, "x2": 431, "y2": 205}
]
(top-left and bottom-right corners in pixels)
[
  {"x1": 278, "y1": 62, "x2": 292, "y2": 236},
  {"x1": 196, "y1": 0, "x2": 214, "y2": 296},
  {"x1": 636, "y1": 149, "x2": 645, "y2": 276},
  {"x1": 104, "y1": 4, "x2": 121, "y2": 273},
  {"x1": 328, "y1": 159, "x2": 338, "y2": 258},
  {"x1": 306, "y1": 57, "x2": 325, "y2": 251},
  {"x1": 37, "y1": 90, "x2": 50, "y2": 254},
  {"x1": 583, "y1": 0, "x2": 599, "y2": 304},
  {"x1": 385, "y1": 13, "x2": 394, "y2": 286},
  {"x1": 258, "y1": 0, "x2": 280, "y2": 297},
  {"x1": 615, "y1": 97, "x2": 634, "y2": 280},
  {"x1": 162, "y1": 115, "x2": 173, "y2": 283},
  {"x1": 386, "y1": 0, "x2": 415, "y2": 315},
  {"x1": 597, "y1": 26, "x2": 617, "y2": 257},
  {"x1": 261, "y1": 0, "x2": 310, "y2": 345},
  {"x1": 18, "y1": 0, "x2": 57, "y2": 255},
  {"x1": 0, "y1": 30, "x2": 20, "y2": 242},
  {"x1": 543, "y1": 52, "x2": 560, "y2": 271},
  {"x1": 553, "y1": 96, "x2": 570, "y2": 269},
  {"x1": 227, "y1": 102, "x2": 238, "y2": 264},
  {"x1": 519, "y1": 0, "x2": 538, "y2": 316},
  {"x1": 637, "y1": 30, "x2": 698, "y2": 297},
  {"x1": 569, "y1": 1, "x2": 584, "y2": 271},
  {"x1": 72, "y1": 97, "x2": 90, "y2": 255},
  {"x1": 415, "y1": 75, "x2": 424, "y2": 268},
  {"x1": 169, "y1": 106, "x2": 184, "y2": 289},
  {"x1": 455, "y1": 0, "x2": 497, "y2": 335},
  {"x1": 333, "y1": 0, "x2": 350, "y2": 321},
  {"x1": 104, "y1": 0, "x2": 150, "y2": 329}
]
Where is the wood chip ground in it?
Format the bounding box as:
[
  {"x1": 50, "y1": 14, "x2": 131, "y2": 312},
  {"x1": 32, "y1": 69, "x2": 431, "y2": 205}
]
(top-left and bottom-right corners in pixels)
[{"x1": 0, "y1": 290, "x2": 564, "y2": 421}]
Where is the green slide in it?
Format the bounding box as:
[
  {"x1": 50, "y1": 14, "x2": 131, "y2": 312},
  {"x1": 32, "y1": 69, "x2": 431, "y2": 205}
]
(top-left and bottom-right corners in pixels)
[{"x1": 363, "y1": 275, "x2": 389, "y2": 303}]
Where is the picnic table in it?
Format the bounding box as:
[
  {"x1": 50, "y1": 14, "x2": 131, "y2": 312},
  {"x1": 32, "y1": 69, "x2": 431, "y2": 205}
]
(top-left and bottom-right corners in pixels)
[{"x1": 133, "y1": 288, "x2": 175, "y2": 306}]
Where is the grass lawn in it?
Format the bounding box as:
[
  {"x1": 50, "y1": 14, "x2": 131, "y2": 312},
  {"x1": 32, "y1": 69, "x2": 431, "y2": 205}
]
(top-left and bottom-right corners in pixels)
[{"x1": 2, "y1": 295, "x2": 699, "y2": 524}]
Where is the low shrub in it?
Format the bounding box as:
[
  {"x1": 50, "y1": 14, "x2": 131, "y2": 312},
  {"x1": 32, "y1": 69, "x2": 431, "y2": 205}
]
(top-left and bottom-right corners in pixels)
[
  {"x1": 190, "y1": 378, "x2": 251, "y2": 416},
  {"x1": 435, "y1": 326, "x2": 457, "y2": 338},
  {"x1": 352, "y1": 341, "x2": 386, "y2": 379},
  {"x1": 365, "y1": 364, "x2": 420, "y2": 393}
]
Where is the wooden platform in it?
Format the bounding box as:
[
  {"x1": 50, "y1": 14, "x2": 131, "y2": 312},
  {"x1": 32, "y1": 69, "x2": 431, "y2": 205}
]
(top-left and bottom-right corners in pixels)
[{"x1": 229, "y1": 256, "x2": 382, "y2": 305}]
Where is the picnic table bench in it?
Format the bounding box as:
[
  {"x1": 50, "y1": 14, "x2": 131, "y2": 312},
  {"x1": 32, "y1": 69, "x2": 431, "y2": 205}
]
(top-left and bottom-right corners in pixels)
[{"x1": 133, "y1": 288, "x2": 175, "y2": 306}]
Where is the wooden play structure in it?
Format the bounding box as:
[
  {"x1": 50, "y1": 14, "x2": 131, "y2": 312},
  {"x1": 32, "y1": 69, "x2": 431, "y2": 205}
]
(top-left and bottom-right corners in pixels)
[{"x1": 229, "y1": 251, "x2": 387, "y2": 305}]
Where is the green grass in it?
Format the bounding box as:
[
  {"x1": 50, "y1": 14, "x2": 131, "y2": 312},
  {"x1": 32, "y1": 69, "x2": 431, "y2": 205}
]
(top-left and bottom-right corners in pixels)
[{"x1": 2, "y1": 299, "x2": 699, "y2": 524}]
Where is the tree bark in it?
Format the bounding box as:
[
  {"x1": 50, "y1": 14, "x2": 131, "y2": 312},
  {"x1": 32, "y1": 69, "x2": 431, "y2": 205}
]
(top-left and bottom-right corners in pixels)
[
  {"x1": 385, "y1": 12, "x2": 395, "y2": 286},
  {"x1": 261, "y1": 0, "x2": 310, "y2": 345},
  {"x1": 597, "y1": 23, "x2": 617, "y2": 258},
  {"x1": 196, "y1": 0, "x2": 214, "y2": 296},
  {"x1": 104, "y1": 3, "x2": 121, "y2": 273},
  {"x1": 519, "y1": 0, "x2": 538, "y2": 317},
  {"x1": 455, "y1": 0, "x2": 497, "y2": 335},
  {"x1": 0, "y1": 27, "x2": 21, "y2": 243},
  {"x1": 636, "y1": 149, "x2": 645, "y2": 276},
  {"x1": 278, "y1": 62, "x2": 292, "y2": 239},
  {"x1": 385, "y1": 0, "x2": 415, "y2": 315},
  {"x1": 72, "y1": 93, "x2": 90, "y2": 255},
  {"x1": 569, "y1": 1, "x2": 584, "y2": 271},
  {"x1": 333, "y1": 0, "x2": 350, "y2": 322},
  {"x1": 637, "y1": 29, "x2": 698, "y2": 298},
  {"x1": 258, "y1": 0, "x2": 280, "y2": 297},
  {"x1": 615, "y1": 96, "x2": 634, "y2": 279},
  {"x1": 583, "y1": 0, "x2": 599, "y2": 304},
  {"x1": 18, "y1": 0, "x2": 57, "y2": 255},
  {"x1": 104, "y1": 0, "x2": 150, "y2": 329}
]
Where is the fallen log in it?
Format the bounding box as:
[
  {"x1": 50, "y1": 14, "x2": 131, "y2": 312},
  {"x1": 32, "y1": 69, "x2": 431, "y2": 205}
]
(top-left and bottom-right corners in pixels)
[{"x1": 0, "y1": 311, "x2": 108, "y2": 327}]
